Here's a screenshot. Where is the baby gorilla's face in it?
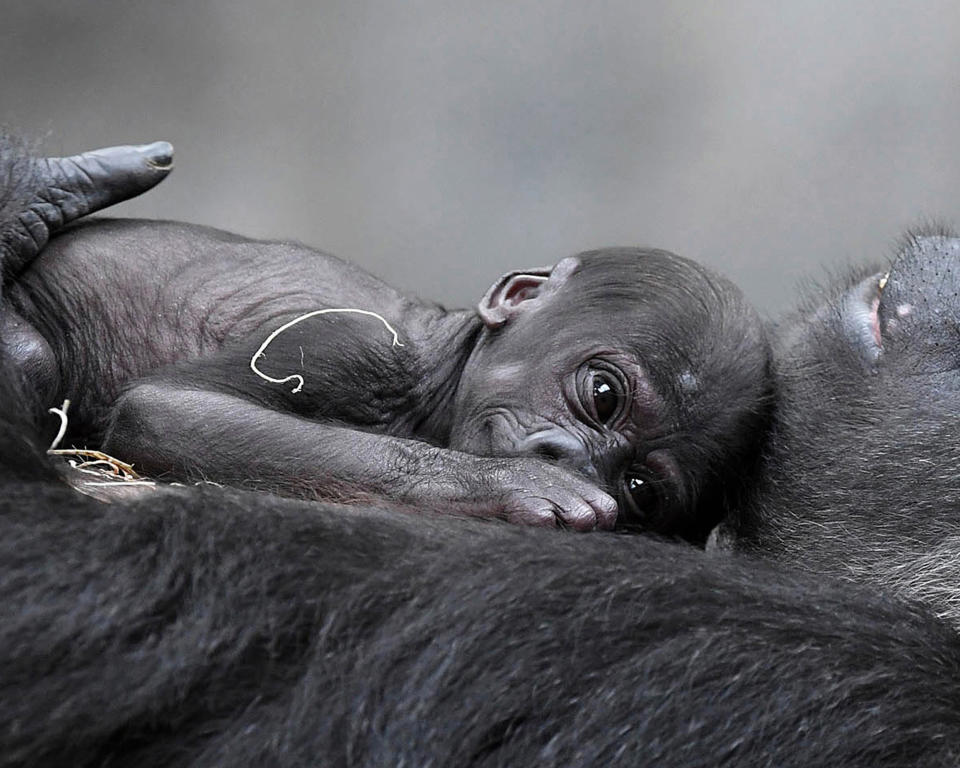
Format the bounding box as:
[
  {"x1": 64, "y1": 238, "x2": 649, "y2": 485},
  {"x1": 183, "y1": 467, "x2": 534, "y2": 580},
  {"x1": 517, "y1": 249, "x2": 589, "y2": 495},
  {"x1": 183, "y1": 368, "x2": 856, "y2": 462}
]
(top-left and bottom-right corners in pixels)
[
  {"x1": 450, "y1": 333, "x2": 681, "y2": 533},
  {"x1": 450, "y1": 248, "x2": 772, "y2": 543}
]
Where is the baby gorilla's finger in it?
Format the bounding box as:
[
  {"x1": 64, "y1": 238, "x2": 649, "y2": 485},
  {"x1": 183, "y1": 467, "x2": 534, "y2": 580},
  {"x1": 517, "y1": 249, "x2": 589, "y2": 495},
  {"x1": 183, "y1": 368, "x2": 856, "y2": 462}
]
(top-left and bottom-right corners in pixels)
[
  {"x1": 505, "y1": 502, "x2": 561, "y2": 528},
  {"x1": 544, "y1": 494, "x2": 595, "y2": 531},
  {"x1": 548, "y1": 477, "x2": 619, "y2": 532},
  {"x1": 588, "y1": 489, "x2": 619, "y2": 531}
]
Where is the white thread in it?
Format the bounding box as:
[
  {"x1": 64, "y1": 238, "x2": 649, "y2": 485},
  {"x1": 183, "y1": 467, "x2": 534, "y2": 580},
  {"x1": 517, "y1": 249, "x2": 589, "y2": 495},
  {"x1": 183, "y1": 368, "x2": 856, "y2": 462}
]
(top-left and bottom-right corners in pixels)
[
  {"x1": 81, "y1": 480, "x2": 157, "y2": 488},
  {"x1": 250, "y1": 308, "x2": 404, "y2": 393},
  {"x1": 47, "y1": 398, "x2": 71, "y2": 451}
]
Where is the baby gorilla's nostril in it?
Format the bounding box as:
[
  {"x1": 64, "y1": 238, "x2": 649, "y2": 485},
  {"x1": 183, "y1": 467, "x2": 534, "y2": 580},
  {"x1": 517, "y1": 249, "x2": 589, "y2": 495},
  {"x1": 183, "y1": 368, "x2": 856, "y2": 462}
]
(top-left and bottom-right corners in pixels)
[
  {"x1": 533, "y1": 442, "x2": 565, "y2": 462},
  {"x1": 521, "y1": 431, "x2": 598, "y2": 480}
]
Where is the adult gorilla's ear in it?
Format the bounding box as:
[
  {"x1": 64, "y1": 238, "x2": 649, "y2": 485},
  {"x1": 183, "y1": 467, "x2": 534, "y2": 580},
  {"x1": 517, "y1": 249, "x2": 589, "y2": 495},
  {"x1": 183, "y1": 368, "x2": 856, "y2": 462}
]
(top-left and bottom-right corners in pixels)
[{"x1": 478, "y1": 257, "x2": 581, "y2": 329}]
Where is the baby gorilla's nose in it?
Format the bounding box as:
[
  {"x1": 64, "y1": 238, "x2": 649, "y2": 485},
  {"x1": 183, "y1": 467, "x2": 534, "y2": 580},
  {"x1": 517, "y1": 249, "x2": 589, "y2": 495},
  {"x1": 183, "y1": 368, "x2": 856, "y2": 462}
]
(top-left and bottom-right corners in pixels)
[{"x1": 520, "y1": 429, "x2": 598, "y2": 481}]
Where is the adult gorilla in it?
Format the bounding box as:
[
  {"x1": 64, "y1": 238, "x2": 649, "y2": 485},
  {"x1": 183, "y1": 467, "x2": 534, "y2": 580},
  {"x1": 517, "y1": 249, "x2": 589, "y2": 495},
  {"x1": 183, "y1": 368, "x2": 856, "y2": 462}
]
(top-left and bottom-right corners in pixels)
[{"x1": 724, "y1": 234, "x2": 960, "y2": 626}]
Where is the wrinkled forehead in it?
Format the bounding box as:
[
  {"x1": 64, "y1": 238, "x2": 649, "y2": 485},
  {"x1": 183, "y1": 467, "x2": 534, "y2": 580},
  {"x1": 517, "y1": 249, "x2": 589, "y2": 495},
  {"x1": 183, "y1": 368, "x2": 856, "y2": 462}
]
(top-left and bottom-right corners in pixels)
[
  {"x1": 526, "y1": 252, "x2": 763, "y2": 408},
  {"x1": 527, "y1": 300, "x2": 706, "y2": 403},
  {"x1": 542, "y1": 251, "x2": 747, "y2": 357},
  {"x1": 565, "y1": 248, "x2": 727, "y2": 306}
]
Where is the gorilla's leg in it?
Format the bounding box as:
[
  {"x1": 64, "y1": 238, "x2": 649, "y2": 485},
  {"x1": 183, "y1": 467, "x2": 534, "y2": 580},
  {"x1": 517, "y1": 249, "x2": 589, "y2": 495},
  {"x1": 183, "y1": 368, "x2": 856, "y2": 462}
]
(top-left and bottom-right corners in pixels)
[{"x1": 0, "y1": 138, "x2": 173, "y2": 279}]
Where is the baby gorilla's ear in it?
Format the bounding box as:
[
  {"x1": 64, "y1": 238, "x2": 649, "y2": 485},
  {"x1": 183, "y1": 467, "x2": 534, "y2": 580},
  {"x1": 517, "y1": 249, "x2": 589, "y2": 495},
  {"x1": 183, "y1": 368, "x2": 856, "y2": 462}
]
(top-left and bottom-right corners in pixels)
[{"x1": 478, "y1": 257, "x2": 580, "y2": 329}]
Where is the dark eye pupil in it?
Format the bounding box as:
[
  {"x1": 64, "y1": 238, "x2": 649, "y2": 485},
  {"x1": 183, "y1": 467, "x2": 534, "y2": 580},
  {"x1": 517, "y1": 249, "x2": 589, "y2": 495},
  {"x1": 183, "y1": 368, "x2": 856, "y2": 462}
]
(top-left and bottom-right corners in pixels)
[
  {"x1": 627, "y1": 475, "x2": 654, "y2": 509},
  {"x1": 593, "y1": 377, "x2": 617, "y2": 423},
  {"x1": 622, "y1": 473, "x2": 660, "y2": 528}
]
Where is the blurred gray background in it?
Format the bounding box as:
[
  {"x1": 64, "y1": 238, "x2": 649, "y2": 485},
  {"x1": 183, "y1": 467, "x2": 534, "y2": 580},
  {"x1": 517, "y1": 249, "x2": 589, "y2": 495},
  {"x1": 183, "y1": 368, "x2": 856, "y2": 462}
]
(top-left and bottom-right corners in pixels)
[{"x1": 3, "y1": 0, "x2": 960, "y2": 315}]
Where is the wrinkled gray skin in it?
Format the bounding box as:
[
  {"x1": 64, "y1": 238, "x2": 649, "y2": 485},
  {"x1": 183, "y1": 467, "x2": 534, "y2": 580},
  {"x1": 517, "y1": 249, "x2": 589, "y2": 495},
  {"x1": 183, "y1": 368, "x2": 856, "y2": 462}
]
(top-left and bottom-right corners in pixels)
[{"x1": 1, "y1": 138, "x2": 771, "y2": 541}]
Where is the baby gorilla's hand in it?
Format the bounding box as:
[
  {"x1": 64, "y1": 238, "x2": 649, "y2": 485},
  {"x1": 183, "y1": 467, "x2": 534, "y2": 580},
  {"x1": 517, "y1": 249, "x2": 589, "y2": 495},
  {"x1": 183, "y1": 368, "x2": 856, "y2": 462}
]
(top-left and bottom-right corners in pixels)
[{"x1": 483, "y1": 458, "x2": 618, "y2": 531}]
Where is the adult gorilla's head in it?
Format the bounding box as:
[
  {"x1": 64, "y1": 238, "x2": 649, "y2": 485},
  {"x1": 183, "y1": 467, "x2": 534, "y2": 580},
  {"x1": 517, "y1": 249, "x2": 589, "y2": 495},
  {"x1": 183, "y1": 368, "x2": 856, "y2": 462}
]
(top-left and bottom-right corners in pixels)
[
  {"x1": 450, "y1": 247, "x2": 773, "y2": 542},
  {"x1": 728, "y1": 229, "x2": 960, "y2": 620}
]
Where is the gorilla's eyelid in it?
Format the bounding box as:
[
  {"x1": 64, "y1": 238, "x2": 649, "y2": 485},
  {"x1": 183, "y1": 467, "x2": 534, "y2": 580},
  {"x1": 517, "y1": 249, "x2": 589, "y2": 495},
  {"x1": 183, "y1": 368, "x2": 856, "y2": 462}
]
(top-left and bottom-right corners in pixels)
[
  {"x1": 644, "y1": 449, "x2": 681, "y2": 488},
  {"x1": 581, "y1": 356, "x2": 668, "y2": 438}
]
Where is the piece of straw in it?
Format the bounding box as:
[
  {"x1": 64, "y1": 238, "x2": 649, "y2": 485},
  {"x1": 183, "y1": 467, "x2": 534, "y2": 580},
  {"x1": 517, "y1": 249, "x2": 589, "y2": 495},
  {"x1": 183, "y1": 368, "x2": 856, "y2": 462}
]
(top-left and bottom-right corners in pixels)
[{"x1": 47, "y1": 399, "x2": 70, "y2": 451}]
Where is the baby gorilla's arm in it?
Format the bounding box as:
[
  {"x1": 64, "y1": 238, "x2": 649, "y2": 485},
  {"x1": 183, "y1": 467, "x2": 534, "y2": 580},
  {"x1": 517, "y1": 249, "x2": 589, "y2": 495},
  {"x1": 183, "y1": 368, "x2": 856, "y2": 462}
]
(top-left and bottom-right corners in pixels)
[{"x1": 102, "y1": 381, "x2": 618, "y2": 531}]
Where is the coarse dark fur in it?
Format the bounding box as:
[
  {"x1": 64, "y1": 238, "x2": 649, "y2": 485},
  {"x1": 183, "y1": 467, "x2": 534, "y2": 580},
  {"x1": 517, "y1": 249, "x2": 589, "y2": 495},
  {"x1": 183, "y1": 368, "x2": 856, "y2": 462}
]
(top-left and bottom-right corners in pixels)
[
  {"x1": 724, "y1": 231, "x2": 960, "y2": 626},
  {"x1": 5, "y1": 138, "x2": 960, "y2": 767},
  {"x1": 0, "y1": 136, "x2": 773, "y2": 541},
  {"x1": 5, "y1": 362, "x2": 960, "y2": 766}
]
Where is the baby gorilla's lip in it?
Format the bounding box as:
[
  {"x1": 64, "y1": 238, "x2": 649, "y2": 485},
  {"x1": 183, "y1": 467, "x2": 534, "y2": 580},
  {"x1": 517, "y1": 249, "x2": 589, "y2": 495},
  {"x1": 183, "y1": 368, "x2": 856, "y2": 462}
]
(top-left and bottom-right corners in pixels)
[{"x1": 840, "y1": 272, "x2": 885, "y2": 366}]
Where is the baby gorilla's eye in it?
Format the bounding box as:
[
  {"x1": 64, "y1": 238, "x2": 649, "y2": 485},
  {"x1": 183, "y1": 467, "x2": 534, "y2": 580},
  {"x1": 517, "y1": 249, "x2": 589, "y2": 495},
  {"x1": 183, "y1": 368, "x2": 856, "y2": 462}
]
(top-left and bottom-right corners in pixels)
[
  {"x1": 618, "y1": 471, "x2": 665, "y2": 532},
  {"x1": 593, "y1": 374, "x2": 618, "y2": 423},
  {"x1": 577, "y1": 362, "x2": 628, "y2": 428}
]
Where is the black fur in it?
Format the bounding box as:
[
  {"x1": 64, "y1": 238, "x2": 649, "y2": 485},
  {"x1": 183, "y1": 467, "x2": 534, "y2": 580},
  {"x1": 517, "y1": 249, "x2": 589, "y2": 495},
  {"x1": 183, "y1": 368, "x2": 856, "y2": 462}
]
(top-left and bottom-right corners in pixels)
[
  {"x1": 727, "y1": 231, "x2": 960, "y2": 626},
  {"x1": 5, "y1": 383, "x2": 960, "y2": 766},
  {"x1": 4, "y1": 139, "x2": 960, "y2": 766}
]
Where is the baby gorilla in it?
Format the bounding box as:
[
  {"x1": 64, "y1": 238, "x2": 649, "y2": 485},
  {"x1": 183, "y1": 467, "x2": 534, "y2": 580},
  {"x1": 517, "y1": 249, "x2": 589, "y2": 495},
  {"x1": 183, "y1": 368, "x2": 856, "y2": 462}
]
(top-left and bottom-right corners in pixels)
[{"x1": 1, "y1": 138, "x2": 771, "y2": 539}]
